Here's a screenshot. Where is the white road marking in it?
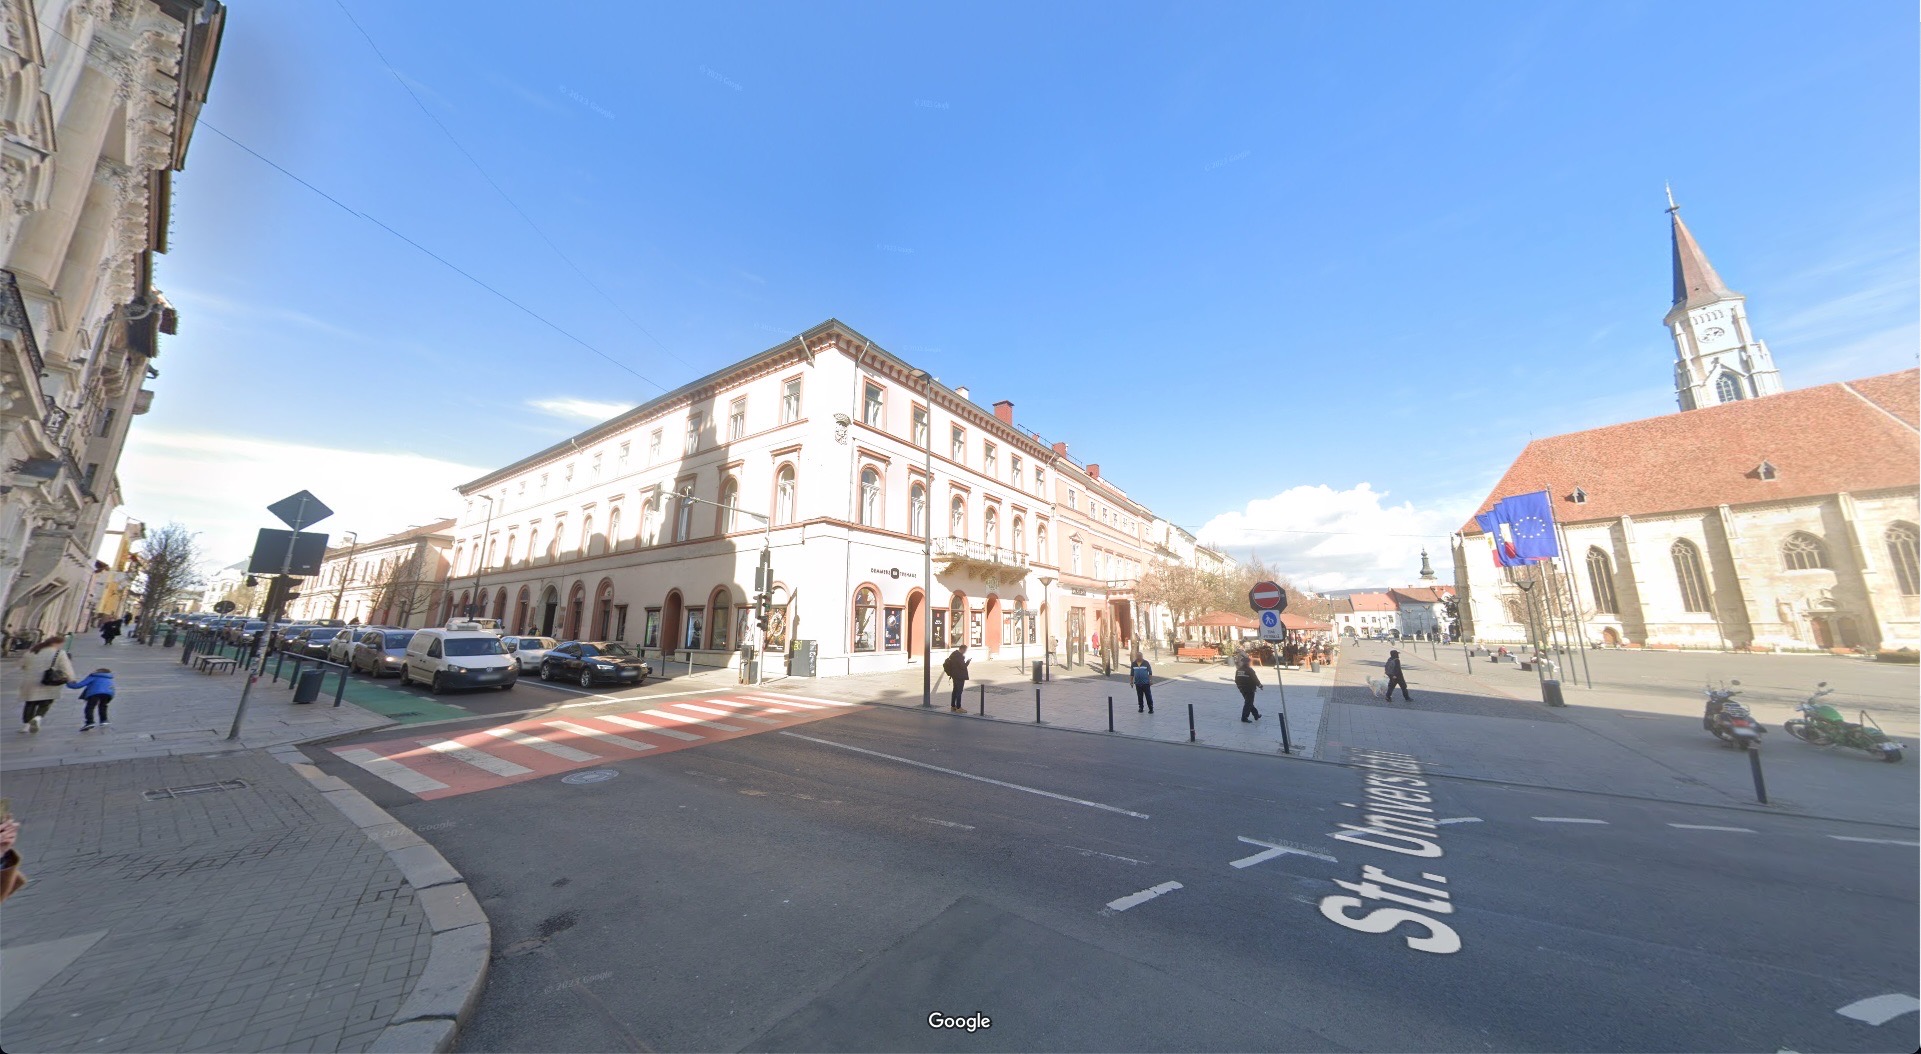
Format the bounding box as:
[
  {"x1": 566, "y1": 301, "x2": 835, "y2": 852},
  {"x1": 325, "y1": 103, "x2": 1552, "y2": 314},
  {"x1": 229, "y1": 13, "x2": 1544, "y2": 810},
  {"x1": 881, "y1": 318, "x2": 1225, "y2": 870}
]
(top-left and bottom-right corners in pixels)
[
  {"x1": 678, "y1": 702, "x2": 778, "y2": 724},
  {"x1": 1106, "y1": 881, "x2": 1182, "y2": 912},
  {"x1": 1231, "y1": 835, "x2": 1336, "y2": 868},
  {"x1": 1057, "y1": 845, "x2": 1146, "y2": 865},
  {"x1": 482, "y1": 727, "x2": 601, "y2": 762},
  {"x1": 544, "y1": 720, "x2": 658, "y2": 753},
  {"x1": 779, "y1": 731, "x2": 1150, "y2": 818},
  {"x1": 744, "y1": 691, "x2": 855, "y2": 707},
  {"x1": 418, "y1": 739, "x2": 534, "y2": 777},
  {"x1": 1836, "y1": 993, "x2": 1921, "y2": 1025},
  {"x1": 917, "y1": 817, "x2": 976, "y2": 830},
  {"x1": 1435, "y1": 817, "x2": 1482, "y2": 825},
  {"x1": 647, "y1": 708, "x2": 746, "y2": 732},
  {"x1": 705, "y1": 698, "x2": 793, "y2": 714},
  {"x1": 1829, "y1": 835, "x2": 1921, "y2": 847},
  {"x1": 599, "y1": 713, "x2": 704, "y2": 741},
  {"x1": 1533, "y1": 817, "x2": 1609, "y2": 824},
  {"x1": 334, "y1": 748, "x2": 449, "y2": 794},
  {"x1": 1668, "y1": 823, "x2": 1755, "y2": 833}
]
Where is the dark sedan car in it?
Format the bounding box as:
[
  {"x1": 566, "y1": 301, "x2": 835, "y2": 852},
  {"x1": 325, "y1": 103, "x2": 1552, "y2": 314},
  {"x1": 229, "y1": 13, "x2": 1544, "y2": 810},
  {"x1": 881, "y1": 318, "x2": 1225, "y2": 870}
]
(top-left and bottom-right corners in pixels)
[
  {"x1": 296, "y1": 626, "x2": 350, "y2": 660},
  {"x1": 540, "y1": 641, "x2": 651, "y2": 688}
]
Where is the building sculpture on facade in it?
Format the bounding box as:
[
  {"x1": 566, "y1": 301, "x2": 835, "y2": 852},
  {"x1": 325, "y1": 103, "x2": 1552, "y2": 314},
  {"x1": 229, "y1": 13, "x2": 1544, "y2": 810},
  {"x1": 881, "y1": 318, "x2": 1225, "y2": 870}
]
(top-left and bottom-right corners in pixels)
[{"x1": 0, "y1": 0, "x2": 224, "y2": 639}]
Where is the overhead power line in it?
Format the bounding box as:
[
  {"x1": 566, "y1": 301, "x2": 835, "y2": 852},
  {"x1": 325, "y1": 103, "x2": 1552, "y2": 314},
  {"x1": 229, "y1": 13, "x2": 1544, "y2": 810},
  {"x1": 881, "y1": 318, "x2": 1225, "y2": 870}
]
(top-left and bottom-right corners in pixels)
[{"x1": 331, "y1": 0, "x2": 701, "y2": 375}]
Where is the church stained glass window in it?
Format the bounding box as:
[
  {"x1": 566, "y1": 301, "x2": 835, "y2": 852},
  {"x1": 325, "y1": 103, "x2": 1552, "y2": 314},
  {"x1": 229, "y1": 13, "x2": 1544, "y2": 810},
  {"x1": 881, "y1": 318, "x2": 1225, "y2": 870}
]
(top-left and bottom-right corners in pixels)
[
  {"x1": 1586, "y1": 547, "x2": 1619, "y2": 615},
  {"x1": 1886, "y1": 523, "x2": 1919, "y2": 596},
  {"x1": 1671, "y1": 539, "x2": 1711, "y2": 613},
  {"x1": 1714, "y1": 372, "x2": 1744, "y2": 404},
  {"x1": 1780, "y1": 532, "x2": 1829, "y2": 571}
]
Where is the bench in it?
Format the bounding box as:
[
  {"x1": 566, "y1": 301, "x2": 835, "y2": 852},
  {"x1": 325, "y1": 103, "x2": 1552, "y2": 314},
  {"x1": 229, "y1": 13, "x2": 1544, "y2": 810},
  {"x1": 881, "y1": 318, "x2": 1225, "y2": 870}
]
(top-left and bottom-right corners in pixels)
[
  {"x1": 195, "y1": 655, "x2": 239, "y2": 675},
  {"x1": 1175, "y1": 647, "x2": 1218, "y2": 662}
]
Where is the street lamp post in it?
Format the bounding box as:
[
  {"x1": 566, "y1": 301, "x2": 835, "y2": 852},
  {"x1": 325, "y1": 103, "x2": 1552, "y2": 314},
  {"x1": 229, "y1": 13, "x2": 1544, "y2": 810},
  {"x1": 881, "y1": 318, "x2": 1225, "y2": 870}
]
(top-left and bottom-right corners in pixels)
[
  {"x1": 1038, "y1": 575, "x2": 1053, "y2": 670},
  {"x1": 329, "y1": 531, "x2": 359, "y2": 622},
  {"x1": 912, "y1": 369, "x2": 935, "y2": 709},
  {"x1": 466, "y1": 496, "x2": 495, "y2": 620}
]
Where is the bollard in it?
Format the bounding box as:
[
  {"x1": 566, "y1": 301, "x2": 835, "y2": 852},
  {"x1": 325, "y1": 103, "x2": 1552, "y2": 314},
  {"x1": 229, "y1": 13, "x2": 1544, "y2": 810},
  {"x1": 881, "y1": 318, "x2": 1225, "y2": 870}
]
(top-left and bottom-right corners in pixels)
[
  {"x1": 1187, "y1": 703, "x2": 1196, "y2": 743},
  {"x1": 687, "y1": 653, "x2": 694, "y2": 676},
  {"x1": 978, "y1": 682, "x2": 985, "y2": 716},
  {"x1": 1035, "y1": 688, "x2": 1041, "y2": 724},
  {"x1": 181, "y1": 636, "x2": 196, "y2": 666},
  {"x1": 1748, "y1": 747, "x2": 1768, "y2": 804},
  {"x1": 1107, "y1": 695, "x2": 1114, "y2": 731},
  {"x1": 273, "y1": 650, "x2": 286, "y2": 683},
  {"x1": 333, "y1": 667, "x2": 347, "y2": 708},
  {"x1": 1278, "y1": 709, "x2": 1292, "y2": 755}
]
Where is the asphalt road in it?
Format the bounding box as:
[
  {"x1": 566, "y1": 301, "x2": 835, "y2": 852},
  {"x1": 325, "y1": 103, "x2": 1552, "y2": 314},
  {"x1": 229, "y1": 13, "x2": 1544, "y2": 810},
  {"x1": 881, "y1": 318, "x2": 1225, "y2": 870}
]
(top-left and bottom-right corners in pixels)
[{"x1": 308, "y1": 701, "x2": 1920, "y2": 1053}]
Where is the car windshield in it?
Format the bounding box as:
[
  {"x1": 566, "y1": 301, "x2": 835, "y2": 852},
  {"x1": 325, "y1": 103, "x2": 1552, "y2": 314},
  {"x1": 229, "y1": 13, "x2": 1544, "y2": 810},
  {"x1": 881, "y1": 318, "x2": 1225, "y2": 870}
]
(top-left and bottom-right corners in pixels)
[
  {"x1": 594, "y1": 643, "x2": 636, "y2": 658},
  {"x1": 384, "y1": 632, "x2": 412, "y2": 648},
  {"x1": 444, "y1": 637, "x2": 504, "y2": 657},
  {"x1": 529, "y1": 637, "x2": 557, "y2": 649}
]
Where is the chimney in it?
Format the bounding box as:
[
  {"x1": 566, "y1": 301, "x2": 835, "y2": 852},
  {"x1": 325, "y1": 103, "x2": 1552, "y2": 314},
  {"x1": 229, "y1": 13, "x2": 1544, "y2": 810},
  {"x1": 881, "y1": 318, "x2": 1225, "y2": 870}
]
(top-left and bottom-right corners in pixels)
[
  {"x1": 992, "y1": 400, "x2": 1013, "y2": 424},
  {"x1": 1051, "y1": 441, "x2": 1068, "y2": 457},
  {"x1": 1087, "y1": 463, "x2": 1100, "y2": 479},
  {"x1": 954, "y1": 386, "x2": 970, "y2": 402}
]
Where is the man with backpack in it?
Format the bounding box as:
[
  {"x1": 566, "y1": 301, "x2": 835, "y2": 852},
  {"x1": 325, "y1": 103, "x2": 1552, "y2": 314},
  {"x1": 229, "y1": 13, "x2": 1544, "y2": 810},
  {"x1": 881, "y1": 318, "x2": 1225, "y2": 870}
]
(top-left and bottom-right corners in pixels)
[
  {"x1": 942, "y1": 644, "x2": 970, "y2": 712},
  {"x1": 1384, "y1": 649, "x2": 1413, "y2": 702},
  {"x1": 1130, "y1": 654, "x2": 1155, "y2": 713}
]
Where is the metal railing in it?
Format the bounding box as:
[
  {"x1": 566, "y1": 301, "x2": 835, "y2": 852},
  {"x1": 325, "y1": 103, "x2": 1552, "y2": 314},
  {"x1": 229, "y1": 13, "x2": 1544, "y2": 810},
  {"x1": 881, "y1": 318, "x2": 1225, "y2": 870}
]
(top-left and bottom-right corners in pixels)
[
  {"x1": 931, "y1": 536, "x2": 1029, "y2": 571},
  {"x1": 0, "y1": 269, "x2": 41, "y2": 377}
]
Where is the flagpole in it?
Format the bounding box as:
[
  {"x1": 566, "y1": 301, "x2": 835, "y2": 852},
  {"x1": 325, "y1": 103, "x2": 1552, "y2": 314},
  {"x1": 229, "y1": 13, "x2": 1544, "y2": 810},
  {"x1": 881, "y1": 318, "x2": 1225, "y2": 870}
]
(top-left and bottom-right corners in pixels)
[{"x1": 1556, "y1": 522, "x2": 1594, "y2": 689}]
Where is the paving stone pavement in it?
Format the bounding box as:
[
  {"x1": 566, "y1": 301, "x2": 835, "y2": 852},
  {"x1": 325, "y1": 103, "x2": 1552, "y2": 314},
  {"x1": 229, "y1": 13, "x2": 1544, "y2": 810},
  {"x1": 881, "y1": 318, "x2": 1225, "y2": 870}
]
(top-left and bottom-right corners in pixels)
[{"x1": 0, "y1": 751, "x2": 434, "y2": 1053}]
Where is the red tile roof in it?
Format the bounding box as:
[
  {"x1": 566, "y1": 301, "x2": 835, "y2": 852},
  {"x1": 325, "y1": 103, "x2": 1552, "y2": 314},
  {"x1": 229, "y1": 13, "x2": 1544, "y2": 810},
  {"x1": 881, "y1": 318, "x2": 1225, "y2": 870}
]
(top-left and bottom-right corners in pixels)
[
  {"x1": 1390, "y1": 587, "x2": 1454, "y2": 605},
  {"x1": 1461, "y1": 369, "x2": 1919, "y2": 534},
  {"x1": 1346, "y1": 592, "x2": 1399, "y2": 612}
]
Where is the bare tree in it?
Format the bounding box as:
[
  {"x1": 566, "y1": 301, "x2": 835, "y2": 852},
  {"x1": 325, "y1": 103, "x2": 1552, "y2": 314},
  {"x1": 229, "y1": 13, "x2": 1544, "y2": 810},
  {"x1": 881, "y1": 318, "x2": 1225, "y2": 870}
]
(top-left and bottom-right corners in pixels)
[
  {"x1": 134, "y1": 523, "x2": 205, "y2": 624},
  {"x1": 366, "y1": 557, "x2": 441, "y2": 628}
]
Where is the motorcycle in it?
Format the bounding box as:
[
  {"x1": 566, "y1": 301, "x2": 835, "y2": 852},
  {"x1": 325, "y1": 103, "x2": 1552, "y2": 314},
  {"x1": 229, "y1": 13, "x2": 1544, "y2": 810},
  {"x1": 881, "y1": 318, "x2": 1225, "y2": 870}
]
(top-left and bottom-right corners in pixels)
[
  {"x1": 1783, "y1": 682, "x2": 1906, "y2": 763},
  {"x1": 1702, "y1": 680, "x2": 1765, "y2": 751}
]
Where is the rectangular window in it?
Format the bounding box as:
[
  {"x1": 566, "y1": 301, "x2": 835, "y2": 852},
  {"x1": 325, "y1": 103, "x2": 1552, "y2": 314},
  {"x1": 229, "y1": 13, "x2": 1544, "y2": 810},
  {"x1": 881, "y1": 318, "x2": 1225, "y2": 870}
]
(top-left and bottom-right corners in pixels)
[
  {"x1": 1011, "y1": 455, "x2": 1023, "y2": 489},
  {"x1": 728, "y1": 398, "x2": 746, "y2": 440},
  {"x1": 618, "y1": 441, "x2": 630, "y2": 468},
  {"x1": 649, "y1": 430, "x2": 662, "y2": 464},
  {"x1": 684, "y1": 607, "x2": 705, "y2": 650},
  {"x1": 863, "y1": 383, "x2": 884, "y2": 427},
  {"x1": 781, "y1": 378, "x2": 802, "y2": 423},
  {"x1": 970, "y1": 611, "x2": 983, "y2": 647},
  {"x1": 983, "y1": 442, "x2": 997, "y2": 476},
  {"x1": 564, "y1": 463, "x2": 575, "y2": 484},
  {"x1": 1034, "y1": 467, "x2": 1046, "y2": 491},
  {"x1": 685, "y1": 414, "x2": 702, "y2": 454},
  {"x1": 540, "y1": 473, "x2": 549, "y2": 495},
  {"x1": 97, "y1": 408, "x2": 116, "y2": 438},
  {"x1": 912, "y1": 405, "x2": 929, "y2": 447},
  {"x1": 711, "y1": 606, "x2": 729, "y2": 650},
  {"x1": 1069, "y1": 489, "x2": 1079, "y2": 510},
  {"x1": 643, "y1": 608, "x2": 661, "y2": 648},
  {"x1": 591, "y1": 453, "x2": 602, "y2": 479},
  {"x1": 613, "y1": 604, "x2": 629, "y2": 642},
  {"x1": 951, "y1": 426, "x2": 966, "y2": 463}
]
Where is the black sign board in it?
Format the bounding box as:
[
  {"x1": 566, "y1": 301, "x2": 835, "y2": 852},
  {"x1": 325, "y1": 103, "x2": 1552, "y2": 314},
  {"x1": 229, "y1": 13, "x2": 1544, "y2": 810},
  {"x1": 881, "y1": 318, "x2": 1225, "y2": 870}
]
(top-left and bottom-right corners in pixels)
[
  {"x1": 247, "y1": 529, "x2": 329, "y2": 576},
  {"x1": 267, "y1": 490, "x2": 333, "y2": 531}
]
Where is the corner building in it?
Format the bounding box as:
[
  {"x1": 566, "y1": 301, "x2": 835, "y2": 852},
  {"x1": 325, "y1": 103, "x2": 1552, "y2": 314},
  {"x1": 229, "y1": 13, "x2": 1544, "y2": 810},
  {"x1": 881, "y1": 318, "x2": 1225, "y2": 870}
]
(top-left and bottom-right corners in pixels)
[{"x1": 447, "y1": 321, "x2": 1058, "y2": 678}]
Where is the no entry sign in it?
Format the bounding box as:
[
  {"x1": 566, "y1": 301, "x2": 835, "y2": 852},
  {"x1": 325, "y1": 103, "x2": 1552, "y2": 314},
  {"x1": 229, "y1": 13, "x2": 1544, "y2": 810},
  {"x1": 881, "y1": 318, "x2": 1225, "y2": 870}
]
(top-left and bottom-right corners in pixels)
[{"x1": 1249, "y1": 581, "x2": 1288, "y2": 612}]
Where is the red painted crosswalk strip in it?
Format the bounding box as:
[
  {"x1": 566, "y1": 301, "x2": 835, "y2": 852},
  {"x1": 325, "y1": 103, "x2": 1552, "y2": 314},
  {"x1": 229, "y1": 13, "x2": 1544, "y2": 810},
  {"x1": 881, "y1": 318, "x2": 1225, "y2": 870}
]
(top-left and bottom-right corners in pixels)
[{"x1": 331, "y1": 691, "x2": 861, "y2": 800}]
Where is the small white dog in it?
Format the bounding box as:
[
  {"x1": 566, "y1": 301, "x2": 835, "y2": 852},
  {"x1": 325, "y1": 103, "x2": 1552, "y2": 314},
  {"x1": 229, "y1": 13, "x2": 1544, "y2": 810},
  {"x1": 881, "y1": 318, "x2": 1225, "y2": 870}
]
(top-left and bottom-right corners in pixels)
[{"x1": 1365, "y1": 676, "x2": 1389, "y2": 699}]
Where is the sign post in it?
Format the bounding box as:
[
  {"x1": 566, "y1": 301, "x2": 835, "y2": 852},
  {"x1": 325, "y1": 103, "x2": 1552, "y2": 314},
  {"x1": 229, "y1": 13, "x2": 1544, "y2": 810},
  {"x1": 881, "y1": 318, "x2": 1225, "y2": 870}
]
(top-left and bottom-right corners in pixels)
[
  {"x1": 230, "y1": 491, "x2": 334, "y2": 740},
  {"x1": 1249, "y1": 582, "x2": 1292, "y2": 755}
]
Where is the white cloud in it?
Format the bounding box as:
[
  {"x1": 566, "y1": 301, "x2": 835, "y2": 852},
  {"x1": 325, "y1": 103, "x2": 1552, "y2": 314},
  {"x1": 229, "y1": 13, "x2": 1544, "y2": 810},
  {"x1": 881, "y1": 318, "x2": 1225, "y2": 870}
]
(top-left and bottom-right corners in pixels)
[
  {"x1": 114, "y1": 430, "x2": 488, "y2": 573},
  {"x1": 1196, "y1": 483, "x2": 1477, "y2": 592},
  {"x1": 527, "y1": 397, "x2": 632, "y2": 423}
]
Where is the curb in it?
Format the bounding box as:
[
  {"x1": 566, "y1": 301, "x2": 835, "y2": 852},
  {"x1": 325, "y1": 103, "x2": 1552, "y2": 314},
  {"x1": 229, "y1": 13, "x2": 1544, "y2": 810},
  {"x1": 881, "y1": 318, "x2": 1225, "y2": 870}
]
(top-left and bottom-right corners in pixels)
[{"x1": 268, "y1": 744, "x2": 489, "y2": 1054}]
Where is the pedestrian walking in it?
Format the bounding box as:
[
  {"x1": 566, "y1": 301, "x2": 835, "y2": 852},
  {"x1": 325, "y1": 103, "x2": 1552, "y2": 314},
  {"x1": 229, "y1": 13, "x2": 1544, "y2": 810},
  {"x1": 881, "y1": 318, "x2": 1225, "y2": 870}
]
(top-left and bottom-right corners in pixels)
[
  {"x1": 99, "y1": 617, "x2": 121, "y2": 646},
  {"x1": 0, "y1": 809, "x2": 25, "y2": 904},
  {"x1": 69, "y1": 667, "x2": 116, "y2": 730},
  {"x1": 943, "y1": 644, "x2": 970, "y2": 712},
  {"x1": 1233, "y1": 652, "x2": 1262, "y2": 722},
  {"x1": 16, "y1": 635, "x2": 74, "y2": 734},
  {"x1": 1130, "y1": 655, "x2": 1155, "y2": 713},
  {"x1": 1384, "y1": 649, "x2": 1413, "y2": 701}
]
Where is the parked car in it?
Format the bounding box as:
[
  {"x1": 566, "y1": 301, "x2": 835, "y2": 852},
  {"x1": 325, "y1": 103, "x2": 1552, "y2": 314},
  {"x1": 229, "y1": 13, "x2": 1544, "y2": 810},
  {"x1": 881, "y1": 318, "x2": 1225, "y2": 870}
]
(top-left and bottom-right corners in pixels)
[
  {"x1": 329, "y1": 627, "x2": 385, "y2": 665},
  {"x1": 500, "y1": 635, "x2": 560, "y2": 671},
  {"x1": 400, "y1": 628, "x2": 517, "y2": 693},
  {"x1": 540, "y1": 641, "x2": 651, "y2": 688},
  {"x1": 229, "y1": 620, "x2": 267, "y2": 645},
  {"x1": 297, "y1": 627, "x2": 350, "y2": 660},
  {"x1": 350, "y1": 629, "x2": 414, "y2": 678}
]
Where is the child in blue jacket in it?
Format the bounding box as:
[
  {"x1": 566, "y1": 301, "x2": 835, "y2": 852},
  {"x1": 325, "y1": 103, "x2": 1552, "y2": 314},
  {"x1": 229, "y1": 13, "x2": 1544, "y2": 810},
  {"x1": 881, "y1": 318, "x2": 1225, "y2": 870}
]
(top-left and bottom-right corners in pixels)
[{"x1": 69, "y1": 668, "x2": 115, "y2": 730}]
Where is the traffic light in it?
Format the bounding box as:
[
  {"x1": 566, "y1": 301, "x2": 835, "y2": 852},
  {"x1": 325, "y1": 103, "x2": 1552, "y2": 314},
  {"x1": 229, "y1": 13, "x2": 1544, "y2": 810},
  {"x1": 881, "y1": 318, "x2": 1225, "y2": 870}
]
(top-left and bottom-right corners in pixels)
[{"x1": 245, "y1": 575, "x2": 258, "y2": 587}]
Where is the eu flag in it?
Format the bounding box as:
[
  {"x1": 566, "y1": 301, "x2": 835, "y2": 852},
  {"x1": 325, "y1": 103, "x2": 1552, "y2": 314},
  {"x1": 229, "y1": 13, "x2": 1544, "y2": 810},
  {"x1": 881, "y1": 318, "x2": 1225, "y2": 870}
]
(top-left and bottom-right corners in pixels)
[{"x1": 1492, "y1": 490, "x2": 1560, "y2": 561}]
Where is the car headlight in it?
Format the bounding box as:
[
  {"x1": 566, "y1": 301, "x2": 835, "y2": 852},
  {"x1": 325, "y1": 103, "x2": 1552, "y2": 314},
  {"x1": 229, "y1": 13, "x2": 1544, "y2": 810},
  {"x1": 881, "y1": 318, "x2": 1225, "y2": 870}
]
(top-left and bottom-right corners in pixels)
[
  {"x1": 590, "y1": 661, "x2": 615, "y2": 669},
  {"x1": 445, "y1": 664, "x2": 468, "y2": 674}
]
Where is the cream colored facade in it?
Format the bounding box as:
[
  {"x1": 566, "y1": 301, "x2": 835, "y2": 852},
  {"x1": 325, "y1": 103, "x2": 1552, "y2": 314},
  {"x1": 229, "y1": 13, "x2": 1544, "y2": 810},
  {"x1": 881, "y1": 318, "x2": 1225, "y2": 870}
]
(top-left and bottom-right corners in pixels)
[
  {"x1": 1047, "y1": 447, "x2": 1159, "y2": 668},
  {"x1": 287, "y1": 520, "x2": 454, "y2": 628},
  {"x1": 0, "y1": 0, "x2": 222, "y2": 638}
]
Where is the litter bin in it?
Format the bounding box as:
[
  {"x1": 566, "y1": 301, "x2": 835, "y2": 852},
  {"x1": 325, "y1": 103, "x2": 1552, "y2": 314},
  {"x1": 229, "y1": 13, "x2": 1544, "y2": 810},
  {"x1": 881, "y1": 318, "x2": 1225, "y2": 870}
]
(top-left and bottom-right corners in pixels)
[
  {"x1": 1540, "y1": 679, "x2": 1567, "y2": 708},
  {"x1": 789, "y1": 640, "x2": 818, "y2": 678},
  {"x1": 1032, "y1": 660, "x2": 1044, "y2": 683},
  {"x1": 293, "y1": 668, "x2": 324, "y2": 704},
  {"x1": 163, "y1": 629, "x2": 177, "y2": 648}
]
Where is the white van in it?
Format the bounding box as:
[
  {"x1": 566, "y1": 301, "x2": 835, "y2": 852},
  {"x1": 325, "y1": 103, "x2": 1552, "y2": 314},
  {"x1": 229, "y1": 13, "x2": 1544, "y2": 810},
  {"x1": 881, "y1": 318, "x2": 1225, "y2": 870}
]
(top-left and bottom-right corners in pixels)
[
  {"x1": 445, "y1": 618, "x2": 503, "y2": 634},
  {"x1": 401, "y1": 627, "x2": 518, "y2": 693}
]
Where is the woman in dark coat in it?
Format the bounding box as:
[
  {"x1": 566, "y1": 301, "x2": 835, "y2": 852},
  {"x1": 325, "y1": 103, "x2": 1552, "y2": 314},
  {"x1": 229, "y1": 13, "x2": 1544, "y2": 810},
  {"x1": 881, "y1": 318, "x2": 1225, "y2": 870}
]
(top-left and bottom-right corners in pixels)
[
  {"x1": 1233, "y1": 653, "x2": 1262, "y2": 722},
  {"x1": 99, "y1": 617, "x2": 121, "y2": 645}
]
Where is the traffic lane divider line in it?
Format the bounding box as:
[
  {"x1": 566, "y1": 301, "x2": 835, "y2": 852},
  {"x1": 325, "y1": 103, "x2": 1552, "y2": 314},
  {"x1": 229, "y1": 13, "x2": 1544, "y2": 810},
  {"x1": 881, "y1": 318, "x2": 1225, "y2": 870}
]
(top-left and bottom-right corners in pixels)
[
  {"x1": 777, "y1": 730, "x2": 1151, "y2": 819},
  {"x1": 1106, "y1": 881, "x2": 1182, "y2": 912},
  {"x1": 1435, "y1": 817, "x2": 1482, "y2": 825},
  {"x1": 1532, "y1": 817, "x2": 1609, "y2": 824},
  {"x1": 1828, "y1": 835, "x2": 1919, "y2": 846},
  {"x1": 1835, "y1": 993, "x2": 1921, "y2": 1026},
  {"x1": 1667, "y1": 823, "x2": 1755, "y2": 832}
]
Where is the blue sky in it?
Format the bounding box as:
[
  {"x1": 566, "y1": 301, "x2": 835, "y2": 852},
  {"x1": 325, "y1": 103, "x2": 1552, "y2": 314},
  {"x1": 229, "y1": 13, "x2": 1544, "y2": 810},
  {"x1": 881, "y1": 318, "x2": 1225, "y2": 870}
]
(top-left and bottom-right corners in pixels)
[{"x1": 122, "y1": 0, "x2": 1920, "y2": 587}]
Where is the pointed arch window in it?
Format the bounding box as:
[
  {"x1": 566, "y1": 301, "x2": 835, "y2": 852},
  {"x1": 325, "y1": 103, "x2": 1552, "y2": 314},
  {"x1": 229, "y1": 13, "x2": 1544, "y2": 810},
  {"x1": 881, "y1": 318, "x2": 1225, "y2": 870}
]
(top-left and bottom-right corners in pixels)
[
  {"x1": 1887, "y1": 522, "x2": 1920, "y2": 595},
  {"x1": 859, "y1": 467, "x2": 881, "y2": 527},
  {"x1": 1714, "y1": 372, "x2": 1745, "y2": 404},
  {"x1": 1780, "y1": 531, "x2": 1829, "y2": 571},
  {"x1": 1671, "y1": 539, "x2": 1711, "y2": 613},
  {"x1": 1586, "y1": 547, "x2": 1619, "y2": 614}
]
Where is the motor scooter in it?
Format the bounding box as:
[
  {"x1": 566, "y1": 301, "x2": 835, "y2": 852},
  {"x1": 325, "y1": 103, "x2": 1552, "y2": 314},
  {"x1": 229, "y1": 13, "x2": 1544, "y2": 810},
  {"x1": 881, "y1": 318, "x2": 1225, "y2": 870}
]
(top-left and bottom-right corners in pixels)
[{"x1": 1702, "y1": 680, "x2": 1764, "y2": 751}]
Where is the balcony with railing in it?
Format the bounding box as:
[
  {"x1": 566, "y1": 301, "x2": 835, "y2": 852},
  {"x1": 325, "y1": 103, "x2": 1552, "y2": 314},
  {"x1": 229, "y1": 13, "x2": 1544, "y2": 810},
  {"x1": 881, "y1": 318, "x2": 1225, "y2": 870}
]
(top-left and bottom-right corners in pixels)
[
  {"x1": 1, "y1": 268, "x2": 43, "y2": 377},
  {"x1": 931, "y1": 536, "x2": 1030, "y2": 577}
]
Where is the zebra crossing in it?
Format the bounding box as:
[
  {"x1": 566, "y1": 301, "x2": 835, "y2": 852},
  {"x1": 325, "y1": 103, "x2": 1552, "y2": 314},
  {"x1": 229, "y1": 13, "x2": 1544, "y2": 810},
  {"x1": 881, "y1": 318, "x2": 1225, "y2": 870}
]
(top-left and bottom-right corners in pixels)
[{"x1": 330, "y1": 690, "x2": 861, "y2": 800}]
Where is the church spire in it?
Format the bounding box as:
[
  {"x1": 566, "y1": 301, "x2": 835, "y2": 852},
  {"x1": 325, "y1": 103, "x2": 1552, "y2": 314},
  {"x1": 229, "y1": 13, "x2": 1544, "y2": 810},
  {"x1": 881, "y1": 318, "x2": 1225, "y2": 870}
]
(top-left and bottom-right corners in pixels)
[{"x1": 1667, "y1": 188, "x2": 1737, "y2": 311}]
